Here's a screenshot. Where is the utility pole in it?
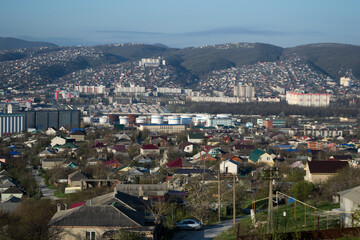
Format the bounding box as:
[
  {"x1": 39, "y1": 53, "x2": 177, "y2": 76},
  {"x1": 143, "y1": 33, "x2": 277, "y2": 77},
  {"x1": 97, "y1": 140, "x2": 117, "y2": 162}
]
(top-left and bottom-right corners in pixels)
[
  {"x1": 233, "y1": 175, "x2": 236, "y2": 228},
  {"x1": 266, "y1": 168, "x2": 275, "y2": 234},
  {"x1": 218, "y1": 171, "x2": 221, "y2": 221}
]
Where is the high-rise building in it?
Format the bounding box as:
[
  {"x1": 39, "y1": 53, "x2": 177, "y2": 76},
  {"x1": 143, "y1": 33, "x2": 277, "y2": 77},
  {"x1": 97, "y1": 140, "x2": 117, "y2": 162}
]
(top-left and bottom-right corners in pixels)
[
  {"x1": 115, "y1": 84, "x2": 145, "y2": 94},
  {"x1": 0, "y1": 114, "x2": 24, "y2": 137},
  {"x1": 286, "y1": 92, "x2": 330, "y2": 107},
  {"x1": 74, "y1": 85, "x2": 106, "y2": 94},
  {"x1": 234, "y1": 83, "x2": 255, "y2": 101}
]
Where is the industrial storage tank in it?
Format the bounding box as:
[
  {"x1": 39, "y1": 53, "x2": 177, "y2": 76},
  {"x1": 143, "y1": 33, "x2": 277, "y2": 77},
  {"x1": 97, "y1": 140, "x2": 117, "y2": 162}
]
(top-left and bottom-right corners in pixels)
[
  {"x1": 151, "y1": 115, "x2": 163, "y2": 124},
  {"x1": 135, "y1": 116, "x2": 147, "y2": 124},
  {"x1": 180, "y1": 115, "x2": 192, "y2": 125},
  {"x1": 168, "y1": 115, "x2": 181, "y2": 125},
  {"x1": 119, "y1": 116, "x2": 129, "y2": 125},
  {"x1": 83, "y1": 116, "x2": 91, "y2": 124},
  {"x1": 99, "y1": 116, "x2": 109, "y2": 124},
  {"x1": 245, "y1": 122, "x2": 254, "y2": 128},
  {"x1": 216, "y1": 114, "x2": 232, "y2": 119}
]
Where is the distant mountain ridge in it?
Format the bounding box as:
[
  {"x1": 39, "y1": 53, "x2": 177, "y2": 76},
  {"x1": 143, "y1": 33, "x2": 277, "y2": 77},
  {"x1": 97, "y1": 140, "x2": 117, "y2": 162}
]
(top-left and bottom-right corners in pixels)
[
  {"x1": 1, "y1": 37, "x2": 359, "y2": 85},
  {"x1": 0, "y1": 37, "x2": 57, "y2": 50}
]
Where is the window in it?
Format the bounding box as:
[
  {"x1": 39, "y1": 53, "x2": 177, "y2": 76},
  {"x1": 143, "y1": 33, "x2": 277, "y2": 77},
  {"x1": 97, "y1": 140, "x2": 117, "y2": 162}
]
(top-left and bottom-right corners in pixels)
[{"x1": 85, "y1": 231, "x2": 96, "y2": 240}]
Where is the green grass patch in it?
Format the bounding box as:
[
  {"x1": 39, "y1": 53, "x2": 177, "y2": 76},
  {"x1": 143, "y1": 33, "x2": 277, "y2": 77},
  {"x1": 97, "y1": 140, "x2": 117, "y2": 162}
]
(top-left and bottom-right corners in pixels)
[
  {"x1": 54, "y1": 190, "x2": 68, "y2": 198},
  {"x1": 47, "y1": 185, "x2": 57, "y2": 189}
]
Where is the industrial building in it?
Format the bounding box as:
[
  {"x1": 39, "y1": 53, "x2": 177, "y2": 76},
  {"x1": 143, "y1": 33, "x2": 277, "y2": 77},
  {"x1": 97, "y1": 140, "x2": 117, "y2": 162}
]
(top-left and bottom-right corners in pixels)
[
  {"x1": 0, "y1": 114, "x2": 25, "y2": 137},
  {"x1": 22, "y1": 110, "x2": 81, "y2": 130},
  {"x1": 138, "y1": 124, "x2": 186, "y2": 134}
]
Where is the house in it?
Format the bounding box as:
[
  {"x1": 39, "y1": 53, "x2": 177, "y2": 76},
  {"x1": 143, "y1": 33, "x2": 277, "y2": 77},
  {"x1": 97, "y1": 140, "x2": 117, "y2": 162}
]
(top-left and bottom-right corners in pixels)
[
  {"x1": 116, "y1": 183, "x2": 168, "y2": 198},
  {"x1": 220, "y1": 160, "x2": 240, "y2": 175},
  {"x1": 134, "y1": 155, "x2": 152, "y2": 164},
  {"x1": 0, "y1": 179, "x2": 17, "y2": 193},
  {"x1": 53, "y1": 143, "x2": 78, "y2": 153},
  {"x1": 248, "y1": 149, "x2": 275, "y2": 166},
  {"x1": 233, "y1": 144, "x2": 255, "y2": 153},
  {"x1": 69, "y1": 130, "x2": 86, "y2": 142},
  {"x1": 192, "y1": 151, "x2": 216, "y2": 162},
  {"x1": 115, "y1": 133, "x2": 132, "y2": 145},
  {"x1": 140, "y1": 144, "x2": 160, "y2": 156},
  {"x1": 1, "y1": 187, "x2": 23, "y2": 202},
  {"x1": 205, "y1": 146, "x2": 222, "y2": 158},
  {"x1": 109, "y1": 145, "x2": 127, "y2": 155},
  {"x1": 46, "y1": 127, "x2": 57, "y2": 136},
  {"x1": 41, "y1": 158, "x2": 65, "y2": 170},
  {"x1": 258, "y1": 153, "x2": 275, "y2": 166},
  {"x1": 289, "y1": 161, "x2": 305, "y2": 170},
  {"x1": 51, "y1": 136, "x2": 67, "y2": 147},
  {"x1": 49, "y1": 190, "x2": 154, "y2": 240},
  {"x1": 166, "y1": 158, "x2": 193, "y2": 169},
  {"x1": 68, "y1": 171, "x2": 89, "y2": 187},
  {"x1": 304, "y1": 161, "x2": 348, "y2": 184},
  {"x1": 38, "y1": 148, "x2": 58, "y2": 157},
  {"x1": 187, "y1": 133, "x2": 204, "y2": 144},
  {"x1": 178, "y1": 142, "x2": 196, "y2": 154},
  {"x1": 338, "y1": 186, "x2": 360, "y2": 227},
  {"x1": 150, "y1": 137, "x2": 169, "y2": 148},
  {"x1": 102, "y1": 159, "x2": 122, "y2": 169},
  {"x1": 0, "y1": 195, "x2": 21, "y2": 212}
]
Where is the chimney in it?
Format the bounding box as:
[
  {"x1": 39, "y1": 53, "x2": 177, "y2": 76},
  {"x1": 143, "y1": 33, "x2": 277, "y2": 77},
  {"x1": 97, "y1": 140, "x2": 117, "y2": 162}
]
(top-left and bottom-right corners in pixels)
[{"x1": 57, "y1": 203, "x2": 61, "y2": 212}]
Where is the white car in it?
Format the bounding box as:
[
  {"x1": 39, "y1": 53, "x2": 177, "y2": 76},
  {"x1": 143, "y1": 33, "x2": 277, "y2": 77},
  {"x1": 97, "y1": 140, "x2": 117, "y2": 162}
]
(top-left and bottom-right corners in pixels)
[{"x1": 176, "y1": 219, "x2": 202, "y2": 230}]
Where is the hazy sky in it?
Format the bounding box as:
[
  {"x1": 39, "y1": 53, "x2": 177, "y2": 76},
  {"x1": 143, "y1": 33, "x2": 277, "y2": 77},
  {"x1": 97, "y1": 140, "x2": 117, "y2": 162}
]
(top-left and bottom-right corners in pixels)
[{"x1": 1, "y1": 0, "x2": 359, "y2": 47}]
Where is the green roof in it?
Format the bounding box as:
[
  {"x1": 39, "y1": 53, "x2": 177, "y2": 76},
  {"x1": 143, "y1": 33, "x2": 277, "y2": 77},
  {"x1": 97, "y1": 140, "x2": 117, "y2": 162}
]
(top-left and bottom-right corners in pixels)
[
  {"x1": 249, "y1": 149, "x2": 265, "y2": 162},
  {"x1": 188, "y1": 133, "x2": 204, "y2": 139},
  {"x1": 53, "y1": 143, "x2": 78, "y2": 149}
]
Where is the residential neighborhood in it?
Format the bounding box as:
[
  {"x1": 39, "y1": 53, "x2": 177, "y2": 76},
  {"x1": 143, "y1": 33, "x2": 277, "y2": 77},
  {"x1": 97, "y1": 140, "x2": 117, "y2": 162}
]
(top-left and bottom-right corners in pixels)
[{"x1": 1, "y1": 107, "x2": 360, "y2": 239}]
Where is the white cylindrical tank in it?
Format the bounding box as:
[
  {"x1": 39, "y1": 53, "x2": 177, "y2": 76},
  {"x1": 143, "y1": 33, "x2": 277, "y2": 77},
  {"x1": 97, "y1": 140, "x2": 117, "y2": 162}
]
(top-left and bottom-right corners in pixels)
[
  {"x1": 181, "y1": 115, "x2": 192, "y2": 125},
  {"x1": 246, "y1": 122, "x2": 254, "y2": 128},
  {"x1": 136, "y1": 116, "x2": 147, "y2": 124},
  {"x1": 217, "y1": 114, "x2": 232, "y2": 119},
  {"x1": 99, "y1": 116, "x2": 109, "y2": 124},
  {"x1": 83, "y1": 116, "x2": 91, "y2": 124},
  {"x1": 151, "y1": 115, "x2": 163, "y2": 124},
  {"x1": 168, "y1": 115, "x2": 181, "y2": 125},
  {"x1": 119, "y1": 116, "x2": 129, "y2": 125}
]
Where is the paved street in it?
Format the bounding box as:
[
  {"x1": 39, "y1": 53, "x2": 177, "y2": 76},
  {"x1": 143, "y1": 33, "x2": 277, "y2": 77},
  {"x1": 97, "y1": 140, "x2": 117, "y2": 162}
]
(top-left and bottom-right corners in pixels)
[
  {"x1": 172, "y1": 217, "x2": 246, "y2": 240},
  {"x1": 32, "y1": 170, "x2": 59, "y2": 200}
]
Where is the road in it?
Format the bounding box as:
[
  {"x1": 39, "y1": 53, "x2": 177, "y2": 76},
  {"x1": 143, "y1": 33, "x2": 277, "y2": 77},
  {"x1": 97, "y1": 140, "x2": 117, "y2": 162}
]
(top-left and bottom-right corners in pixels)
[
  {"x1": 172, "y1": 217, "x2": 246, "y2": 240},
  {"x1": 32, "y1": 170, "x2": 59, "y2": 200}
]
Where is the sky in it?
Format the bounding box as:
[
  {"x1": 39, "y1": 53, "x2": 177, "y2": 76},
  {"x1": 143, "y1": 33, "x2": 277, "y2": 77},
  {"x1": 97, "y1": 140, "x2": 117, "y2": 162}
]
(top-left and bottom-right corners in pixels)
[{"x1": 1, "y1": 0, "x2": 359, "y2": 48}]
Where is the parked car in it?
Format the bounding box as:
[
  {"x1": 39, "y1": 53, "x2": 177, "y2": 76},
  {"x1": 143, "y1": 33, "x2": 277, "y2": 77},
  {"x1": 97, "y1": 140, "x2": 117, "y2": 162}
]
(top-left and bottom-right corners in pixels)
[{"x1": 176, "y1": 219, "x2": 202, "y2": 230}]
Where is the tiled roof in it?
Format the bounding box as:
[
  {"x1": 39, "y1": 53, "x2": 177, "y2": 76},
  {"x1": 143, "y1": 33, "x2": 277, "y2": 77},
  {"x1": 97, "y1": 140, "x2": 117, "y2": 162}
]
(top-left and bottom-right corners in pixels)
[
  {"x1": 307, "y1": 161, "x2": 348, "y2": 174},
  {"x1": 141, "y1": 144, "x2": 159, "y2": 150}
]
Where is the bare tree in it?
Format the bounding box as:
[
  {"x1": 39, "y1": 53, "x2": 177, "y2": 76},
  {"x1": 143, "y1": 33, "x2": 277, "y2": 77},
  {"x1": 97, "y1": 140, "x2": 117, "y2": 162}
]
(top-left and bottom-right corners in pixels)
[
  {"x1": 185, "y1": 183, "x2": 212, "y2": 225},
  {"x1": 145, "y1": 200, "x2": 170, "y2": 225}
]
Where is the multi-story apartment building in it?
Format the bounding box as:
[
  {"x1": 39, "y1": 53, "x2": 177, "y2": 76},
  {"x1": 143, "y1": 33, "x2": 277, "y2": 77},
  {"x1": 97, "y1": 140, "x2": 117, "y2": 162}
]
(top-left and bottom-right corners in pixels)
[{"x1": 286, "y1": 92, "x2": 330, "y2": 107}]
